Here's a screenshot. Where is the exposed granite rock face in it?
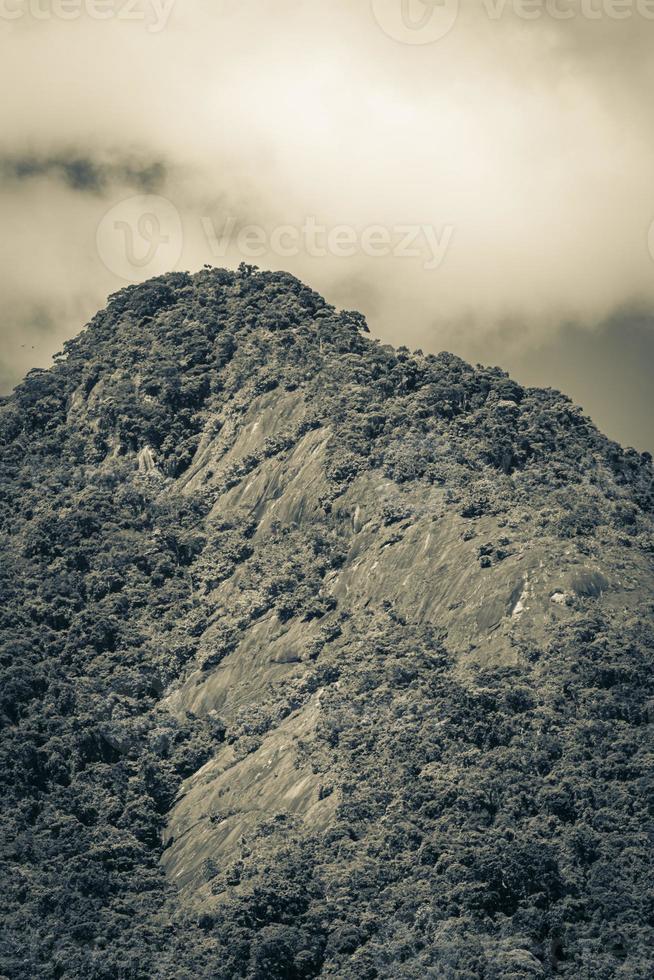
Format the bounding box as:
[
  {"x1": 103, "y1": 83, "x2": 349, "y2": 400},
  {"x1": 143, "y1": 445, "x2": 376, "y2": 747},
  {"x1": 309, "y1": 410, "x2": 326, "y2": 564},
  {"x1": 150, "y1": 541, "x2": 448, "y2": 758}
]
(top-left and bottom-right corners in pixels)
[
  {"x1": 160, "y1": 381, "x2": 654, "y2": 920},
  {"x1": 1, "y1": 266, "x2": 653, "y2": 978}
]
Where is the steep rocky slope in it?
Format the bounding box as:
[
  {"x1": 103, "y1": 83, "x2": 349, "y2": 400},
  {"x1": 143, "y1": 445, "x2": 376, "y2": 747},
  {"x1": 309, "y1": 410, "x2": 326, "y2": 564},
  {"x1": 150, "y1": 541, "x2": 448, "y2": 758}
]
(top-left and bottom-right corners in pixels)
[{"x1": 1, "y1": 266, "x2": 653, "y2": 979}]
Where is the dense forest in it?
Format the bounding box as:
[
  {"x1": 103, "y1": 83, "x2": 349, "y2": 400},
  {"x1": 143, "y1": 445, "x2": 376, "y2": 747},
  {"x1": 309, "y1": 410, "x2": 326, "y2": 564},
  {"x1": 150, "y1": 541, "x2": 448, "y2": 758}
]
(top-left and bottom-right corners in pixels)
[{"x1": 1, "y1": 265, "x2": 653, "y2": 978}]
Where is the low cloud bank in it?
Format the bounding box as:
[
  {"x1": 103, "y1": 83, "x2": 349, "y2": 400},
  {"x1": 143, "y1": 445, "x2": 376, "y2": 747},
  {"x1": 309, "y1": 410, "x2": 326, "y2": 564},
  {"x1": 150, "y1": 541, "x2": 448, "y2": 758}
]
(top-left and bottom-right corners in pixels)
[{"x1": 1, "y1": 1, "x2": 653, "y2": 448}]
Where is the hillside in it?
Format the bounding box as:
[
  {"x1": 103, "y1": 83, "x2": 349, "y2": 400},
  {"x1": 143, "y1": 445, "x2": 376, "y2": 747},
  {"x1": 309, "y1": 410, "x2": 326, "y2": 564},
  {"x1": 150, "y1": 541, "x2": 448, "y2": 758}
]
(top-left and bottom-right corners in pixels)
[{"x1": 1, "y1": 265, "x2": 653, "y2": 979}]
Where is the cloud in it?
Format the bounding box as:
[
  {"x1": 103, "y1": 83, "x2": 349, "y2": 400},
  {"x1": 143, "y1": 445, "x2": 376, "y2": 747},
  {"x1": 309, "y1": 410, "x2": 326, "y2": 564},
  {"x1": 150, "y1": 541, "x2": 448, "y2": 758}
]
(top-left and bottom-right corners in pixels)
[
  {"x1": 0, "y1": 151, "x2": 167, "y2": 194},
  {"x1": 435, "y1": 302, "x2": 654, "y2": 452},
  {"x1": 0, "y1": 0, "x2": 653, "y2": 447}
]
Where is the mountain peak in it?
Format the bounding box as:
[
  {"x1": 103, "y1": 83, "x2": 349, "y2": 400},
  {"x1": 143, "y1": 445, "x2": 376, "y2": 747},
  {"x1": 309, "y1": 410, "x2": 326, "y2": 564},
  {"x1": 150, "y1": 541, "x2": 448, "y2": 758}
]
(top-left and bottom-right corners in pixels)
[{"x1": 1, "y1": 270, "x2": 653, "y2": 979}]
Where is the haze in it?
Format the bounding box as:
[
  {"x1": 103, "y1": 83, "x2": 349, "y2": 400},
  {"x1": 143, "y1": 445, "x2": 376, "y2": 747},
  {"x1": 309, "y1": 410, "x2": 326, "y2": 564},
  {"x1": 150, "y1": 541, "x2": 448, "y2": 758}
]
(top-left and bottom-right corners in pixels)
[{"x1": 1, "y1": 0, "x2": 653, "y2": 449}]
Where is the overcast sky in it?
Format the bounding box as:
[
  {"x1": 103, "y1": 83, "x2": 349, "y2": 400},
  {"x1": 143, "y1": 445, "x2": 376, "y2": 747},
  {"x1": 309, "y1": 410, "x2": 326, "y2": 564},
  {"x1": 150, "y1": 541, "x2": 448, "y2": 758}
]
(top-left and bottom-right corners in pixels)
[{"x1": 1, "y1": 0, "x2": 653, "y2": 449}]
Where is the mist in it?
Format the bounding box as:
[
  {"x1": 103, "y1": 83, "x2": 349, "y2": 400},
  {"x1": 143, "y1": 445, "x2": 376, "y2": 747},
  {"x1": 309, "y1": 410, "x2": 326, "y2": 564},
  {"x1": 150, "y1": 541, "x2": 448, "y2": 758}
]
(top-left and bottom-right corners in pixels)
[{"x1": 2, "y1": 0, "x2": 653, "y2": 448}]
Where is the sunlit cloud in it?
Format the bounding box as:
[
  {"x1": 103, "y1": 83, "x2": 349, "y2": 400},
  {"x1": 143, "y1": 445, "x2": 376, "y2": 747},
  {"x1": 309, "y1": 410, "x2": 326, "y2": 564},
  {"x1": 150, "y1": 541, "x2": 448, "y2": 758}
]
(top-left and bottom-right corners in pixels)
[{"x1": 1, "y1": 0, "x2": 653, "y2": 447}]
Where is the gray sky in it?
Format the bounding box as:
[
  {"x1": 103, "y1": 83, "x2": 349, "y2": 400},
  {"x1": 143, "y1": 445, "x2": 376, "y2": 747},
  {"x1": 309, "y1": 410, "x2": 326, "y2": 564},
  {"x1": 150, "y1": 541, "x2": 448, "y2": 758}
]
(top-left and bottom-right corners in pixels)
[{"x1": 1, "y1": 0, "x2": 653, "y2": 449}]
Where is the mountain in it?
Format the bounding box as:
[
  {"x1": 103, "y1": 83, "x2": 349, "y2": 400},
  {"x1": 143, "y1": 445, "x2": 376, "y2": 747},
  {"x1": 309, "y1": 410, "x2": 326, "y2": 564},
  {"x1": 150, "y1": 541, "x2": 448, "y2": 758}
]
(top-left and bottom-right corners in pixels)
[{"x1": 1, "y1": 265, "x2": 653, "y2": 979}]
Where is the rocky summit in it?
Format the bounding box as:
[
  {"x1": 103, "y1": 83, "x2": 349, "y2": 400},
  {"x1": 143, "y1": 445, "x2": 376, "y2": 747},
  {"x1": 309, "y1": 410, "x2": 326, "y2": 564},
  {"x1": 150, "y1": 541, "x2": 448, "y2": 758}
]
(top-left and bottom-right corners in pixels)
[{"x1": 1, "y1": 265, "x2": 653, "y2": 979}]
